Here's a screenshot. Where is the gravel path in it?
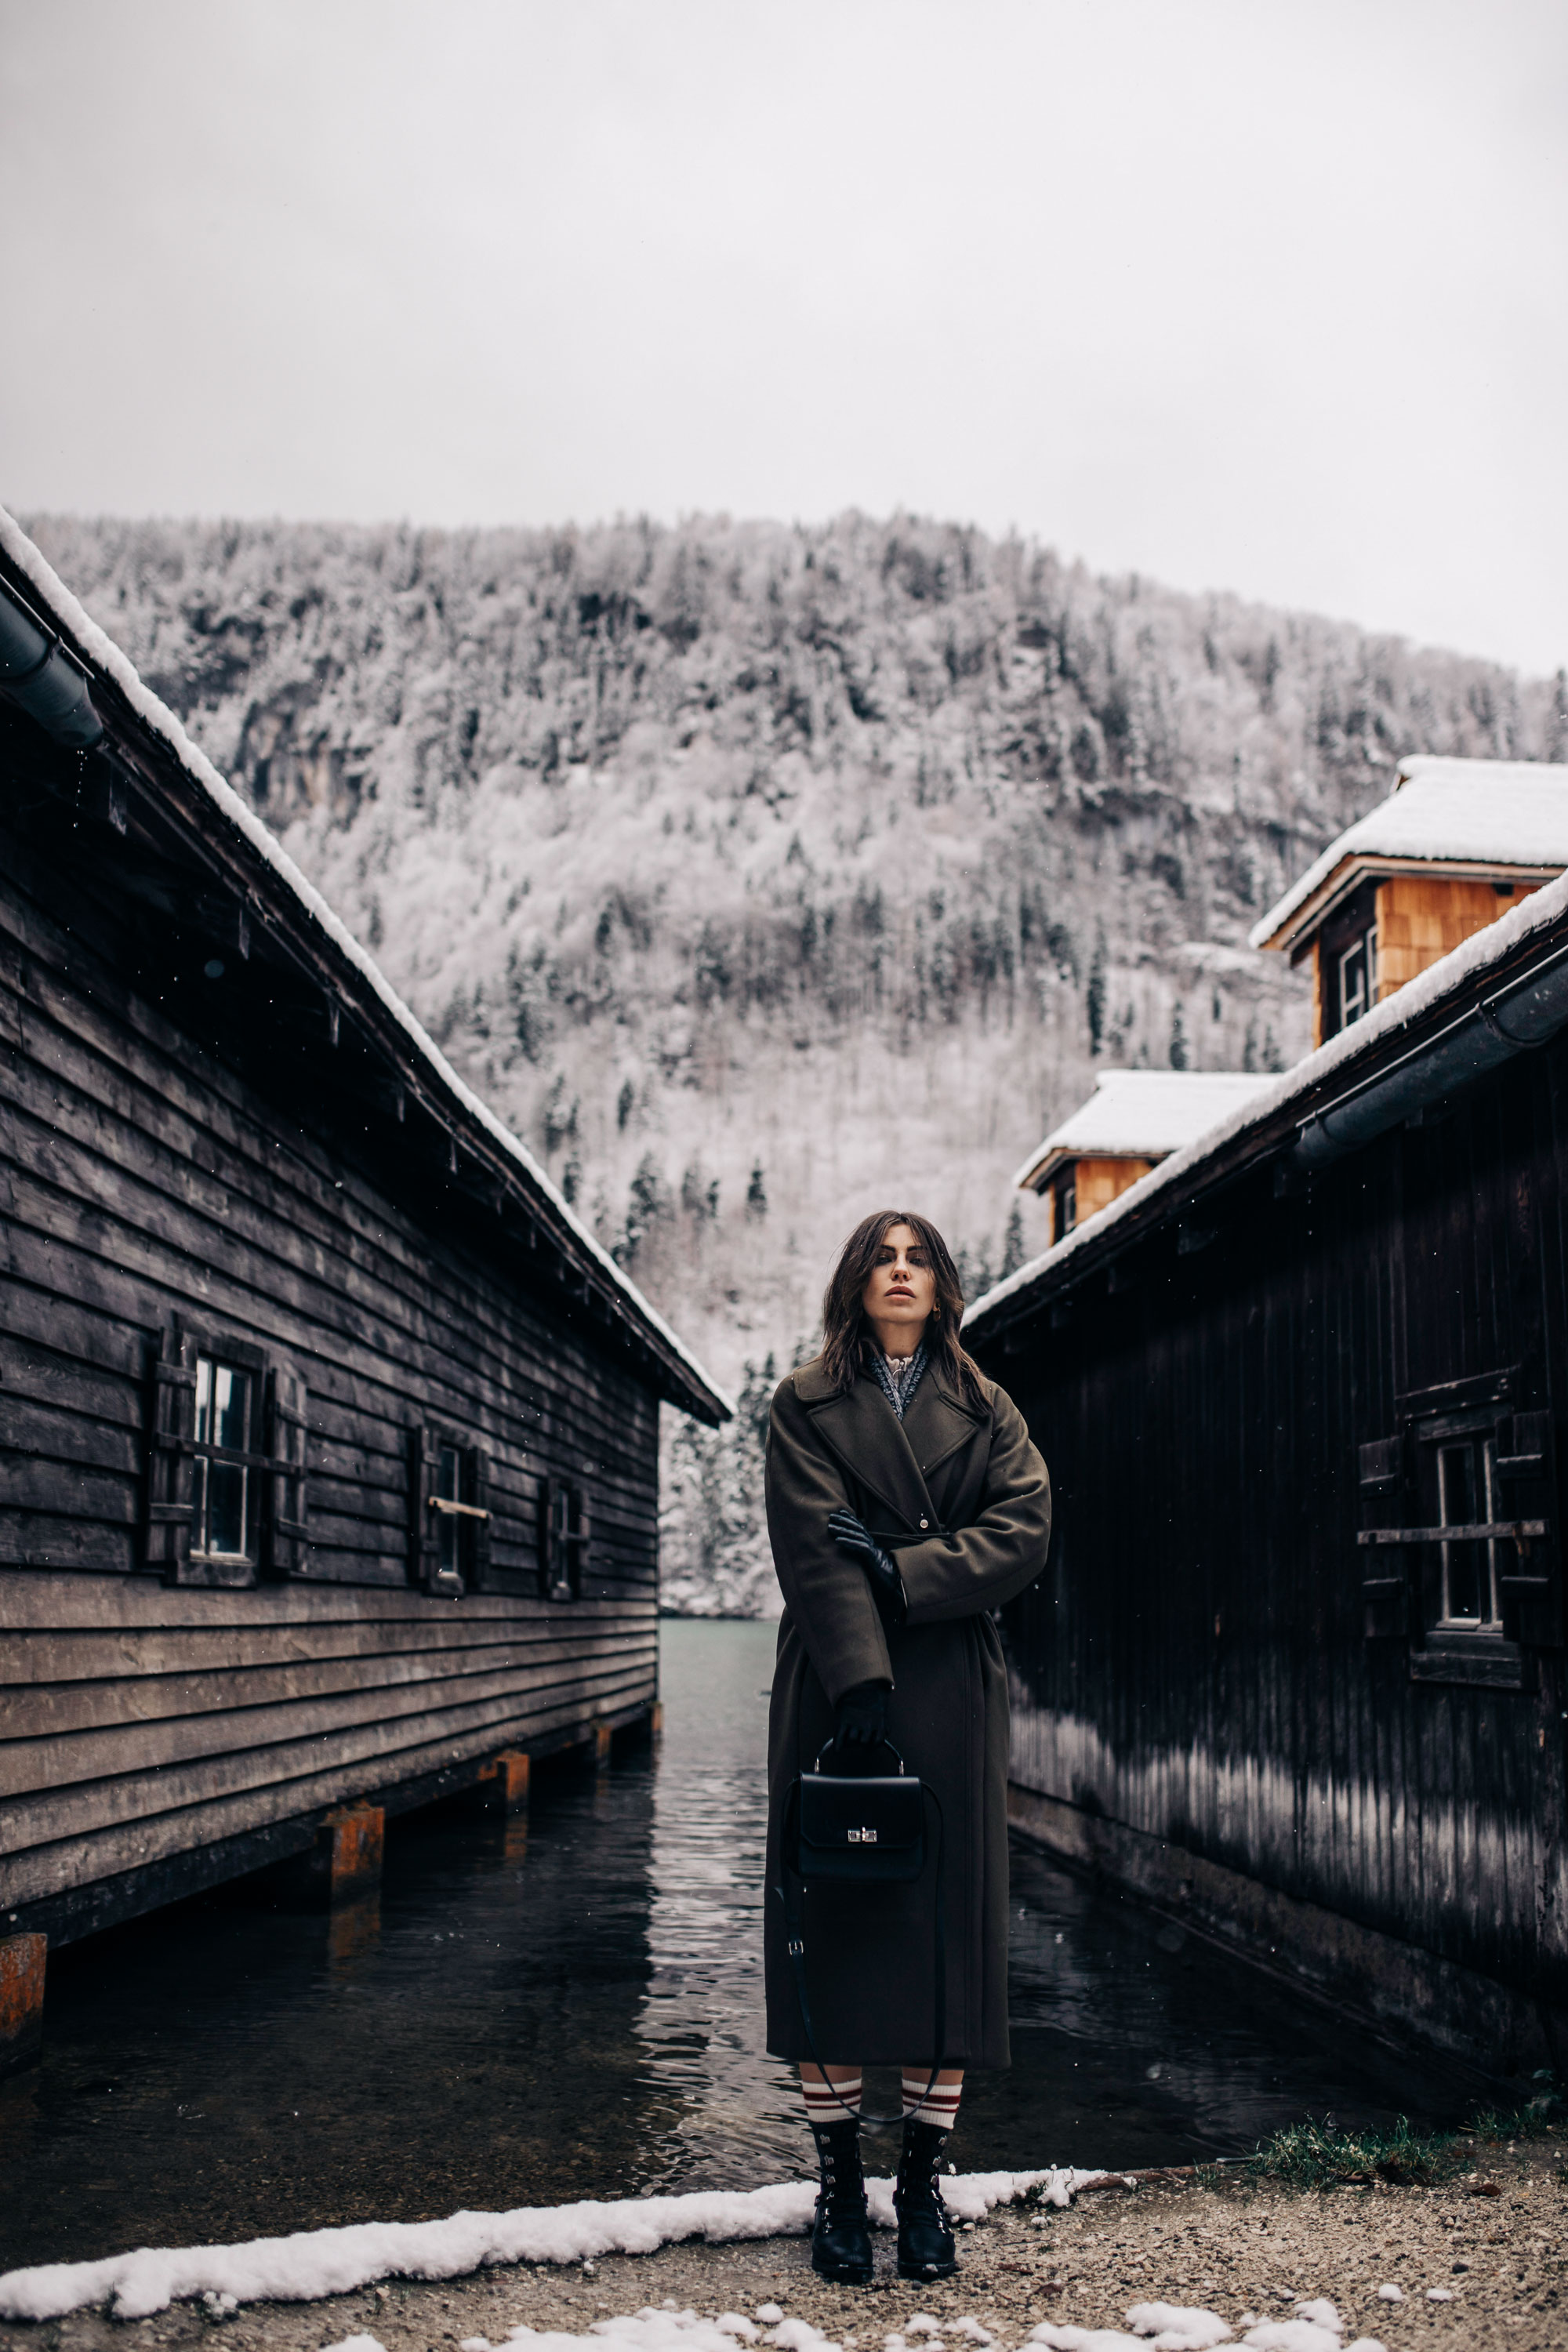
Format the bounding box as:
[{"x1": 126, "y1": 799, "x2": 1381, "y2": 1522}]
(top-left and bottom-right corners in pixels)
[{"x1": 5, "y1": 2141, "x2": 1563, "y2": 2352}]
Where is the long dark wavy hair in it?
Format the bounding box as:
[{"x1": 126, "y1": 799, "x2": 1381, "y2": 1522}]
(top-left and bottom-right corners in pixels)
[{"x1": 819, "y1": 1209, "x2": 987, "y2": 1404}]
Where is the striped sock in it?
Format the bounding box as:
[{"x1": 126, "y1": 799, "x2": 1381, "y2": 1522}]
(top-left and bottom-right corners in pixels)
[
  {"x1": 803, "y1": 2073, "x2": 862, "y2": 2125},
  {"x1": 902, "y1": 2071, "x2": 962, "y2": 2129}
]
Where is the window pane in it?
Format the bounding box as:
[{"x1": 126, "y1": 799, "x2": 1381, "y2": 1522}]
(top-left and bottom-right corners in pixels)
[
  {"x1": 436, "y1": 1444, "x2": 463, "y2": 1581},
  {"x1": 194, "y1": 1357, "x2": 252, "y2": 1558},
  {"x1": 550, "y1": 1486, "x2": 574, "y2": 1596},
  {"x1": 212, "y1": 1365, "x2": 249, "y2": 1452},
  {"x1": 1439, "y1": 1443, "x2": 1481, "y2": 1623},
  {"x1": 1340, "y1": 938, "x2": 1369, "y2": 1028},
  {"x1": 208, "y1": 1461, "x2": 248, "y2": 1556}
]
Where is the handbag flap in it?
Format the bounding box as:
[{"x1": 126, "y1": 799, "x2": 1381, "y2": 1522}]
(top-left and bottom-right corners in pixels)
[{"x1": 799, "y1": 1770, "x2": 924, "y2": 1857}]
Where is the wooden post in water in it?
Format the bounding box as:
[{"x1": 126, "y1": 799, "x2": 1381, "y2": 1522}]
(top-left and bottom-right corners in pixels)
[
  {"x1": 0, "y1": 1933, "x2": 46, "y2": 2074},
  {"x1": 593, "y1": 1719, "x2": 613, "y2": 1768},
  {"x1": 314, "y1": 1803, "x2": 385, "y2": 1905},
  {"x1": 474, "y1": 1749, "x2": 531, "y2": 1813}
]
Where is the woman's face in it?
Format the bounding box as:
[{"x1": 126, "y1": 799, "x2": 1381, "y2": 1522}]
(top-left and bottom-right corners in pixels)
[{"x1": 860, "y1": 1221, "x2": 937, "y2": 1347}]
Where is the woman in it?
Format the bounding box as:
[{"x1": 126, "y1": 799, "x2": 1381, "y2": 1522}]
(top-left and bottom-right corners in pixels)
[{"x1": 764, "y1": 1210, "x2": 1051, "y2": 2285}]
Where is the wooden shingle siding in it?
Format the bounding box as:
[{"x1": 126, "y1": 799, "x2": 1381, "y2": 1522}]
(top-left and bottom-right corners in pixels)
[
  {"x1": 982, "y1": 1032, "x2": 1568, "y2": 2054},
  {"x1": 1, "y1": 837, "x2": 662, "y2": 1941}
]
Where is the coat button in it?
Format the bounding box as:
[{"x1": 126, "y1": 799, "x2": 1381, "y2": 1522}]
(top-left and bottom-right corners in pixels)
[{"x1": 920, "y1": 1517, "x2": 928, "y2": 1530}]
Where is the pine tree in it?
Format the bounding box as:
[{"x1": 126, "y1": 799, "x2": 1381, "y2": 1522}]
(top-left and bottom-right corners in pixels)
[
  {"x1": 658, "y1": 1354, "x2": 780, "y2": 1615},
  {"x1": 1169, "y1": 1003, "x2": 1189, "y2": 1069},
  {"x1": 618, "y1": 1152, "x2": 668, "y2": 1264},
  {"x1": 1000, "y1": 1201, "x2": 1025, "y2": 1279},
  {"x1": 1086, "y1": 927, "x2": 1107, "y2": 1056}
]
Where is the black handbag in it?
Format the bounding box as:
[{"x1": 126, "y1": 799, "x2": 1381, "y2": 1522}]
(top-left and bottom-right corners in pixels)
[
  {"x1": 795, "y1": 1737, "x2": 927, "y2": 1882},
  {"x1": 777, "y1": 1737, "x2": 946, "y2": 2123}
]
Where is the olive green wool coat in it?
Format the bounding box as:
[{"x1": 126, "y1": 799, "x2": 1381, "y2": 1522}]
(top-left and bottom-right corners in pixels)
[{"x1": 763, "y1": 1353, "x2": 1051, "y2": 2069}]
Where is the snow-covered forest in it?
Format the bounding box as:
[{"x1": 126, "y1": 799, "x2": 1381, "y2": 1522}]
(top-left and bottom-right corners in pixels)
[{"x1": 27, "y1": 511, "x2": 1568, "y2": 1613}]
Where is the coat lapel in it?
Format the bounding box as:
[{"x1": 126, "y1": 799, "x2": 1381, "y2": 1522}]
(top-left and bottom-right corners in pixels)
[
  {"x1": 804, "y1": 1369, "x2": 939, "y2": 1533},
  {"x1": 902, "y1": 1374, "x2": 989, "y2": 1486}
]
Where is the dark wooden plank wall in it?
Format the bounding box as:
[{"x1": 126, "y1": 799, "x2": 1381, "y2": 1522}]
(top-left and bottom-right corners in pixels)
[
  {"x1": 0, "y1": 843, "x2": 660, "y2": 1927},
  {"x1": 989, "y1": 1040, "x2": 1568, "y2": 2009}
]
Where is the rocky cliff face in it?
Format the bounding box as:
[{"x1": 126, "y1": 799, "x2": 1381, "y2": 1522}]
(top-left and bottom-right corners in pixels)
[{"x1": 27, "y1": 510, "x2": 1567, "y2": 1608}]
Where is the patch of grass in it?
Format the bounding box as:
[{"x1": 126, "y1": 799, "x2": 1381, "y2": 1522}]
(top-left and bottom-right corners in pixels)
[
  {"x1": 1470, "y1": 2075, "x2": 1566, "y2": 2143},
  {"x1": 1243, "y1": 2113, "x2": 1462, "y2": 2190},
  {"x1": 1243, "y1": 2076, "x2": 1565, "y2": 2193}
]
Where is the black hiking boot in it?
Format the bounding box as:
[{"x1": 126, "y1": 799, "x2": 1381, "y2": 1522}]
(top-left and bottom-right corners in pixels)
[
  {"x1": 808, "y1": 2117, "x2": 873, "y2": 2284},
  {"x1": 895, "y1": 2117, "x2": 957, "y2": 2280}
]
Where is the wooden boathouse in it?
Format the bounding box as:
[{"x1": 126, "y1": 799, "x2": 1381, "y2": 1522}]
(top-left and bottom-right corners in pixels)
[
  {"x1": 966, "y1": 771, "x2": 1568, "y2": 2080},
  {"x1": 0, "y1": 512, "x2": 729, "y2": 2062}
]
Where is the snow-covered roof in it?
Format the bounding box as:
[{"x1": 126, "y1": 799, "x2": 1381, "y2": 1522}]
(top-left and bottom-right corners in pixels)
[
  {"x1": 1013, "y1": 1069, "x2": 1276, "y2": 1191},
  {"x1": 1250, "y1": 756, "x2": 1568, "y2": 953},
  {"x1": 968, "y1": 855, "x2": 1568, "y2": 1341},
  {"x1": 0, "y1": 505, "x2": 733, "y2": 1425}
]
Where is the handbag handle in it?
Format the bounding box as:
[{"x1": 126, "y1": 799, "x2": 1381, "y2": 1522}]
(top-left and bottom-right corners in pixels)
[{"x1": 813, "y1": 1734, "x2": 906, "y2": 1775}]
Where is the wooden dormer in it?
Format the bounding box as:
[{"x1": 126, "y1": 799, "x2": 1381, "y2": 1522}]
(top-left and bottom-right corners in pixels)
[
  {"x1": 1250, "y1": 757, "x2": 1568, "y2": 1047},
  {"x1": 1015, "y1": 1069, "x2": 1273, "y2": 1245}
]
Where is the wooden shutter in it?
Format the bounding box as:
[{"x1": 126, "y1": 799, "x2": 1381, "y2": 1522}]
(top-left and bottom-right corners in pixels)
[
  {"x1": 470, "y1": 1445, "x2": 494, "y2": 1591},
  {"x1": 265, "y1": 1363, "x2": 310, "y2": 1577},
  {"x1": 409, "y1": 1425, "x2": 441, "y2": 1590},
  {"x1": 146, "y1": 1326, "x2": 197, "y2": 1581},
  {"x1": 1358, "y1": 1432, "x2": 1406, "y2": 1639},
  {"x1": 536, "y1": 1472, "x2": 555, "y2": 1596},
  {"x1": 1496, "y1": 1408, "x2": 1560, "y2": 1646}
]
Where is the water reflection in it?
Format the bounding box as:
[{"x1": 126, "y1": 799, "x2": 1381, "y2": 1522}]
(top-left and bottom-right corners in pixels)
[
  {"x1": 325, "y1": 1894, "x2": 382, "y2": 1975},
  {"x1": 0, "y1": 1620, "x2": 1468, "y2": 2274},
  {"x1": 635, "y1": 1621, "x2": 797, "y2": 2187}
]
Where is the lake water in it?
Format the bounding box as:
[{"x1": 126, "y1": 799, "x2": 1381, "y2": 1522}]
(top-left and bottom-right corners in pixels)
[{"x1": 0, "y1": 1619, "x2": 1465, "y2": 2273}]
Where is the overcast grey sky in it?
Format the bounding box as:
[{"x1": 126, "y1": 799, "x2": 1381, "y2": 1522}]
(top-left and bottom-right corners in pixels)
[{"x1": 3, "y1": 1, "x2": 1565, "y2": 673}]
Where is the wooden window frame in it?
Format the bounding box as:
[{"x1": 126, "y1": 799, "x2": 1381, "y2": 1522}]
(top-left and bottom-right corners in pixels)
[
  {"x1": 1356, "y1": 1367, "x2": 1559, "y2": 1685},
  {"x1": 144, "y1": 1320, "x2": 310, "y2": 1588},
  {"x1": 1318, "y1": 879, "x2": 1381, "y2": 1041},
  {"x1": 1051, "y1": 1167, "x2": 1077, "y2": 1246},
  {"x1": 1338, "y1": 923, "x2": 1377, "y2": 1029},
  {"x1": 409, "y1": 1423, "x2": 492, "y2": 1598},
  {"x1": 537, "y1": 1475, "x2": 590, "y2": 1602}
]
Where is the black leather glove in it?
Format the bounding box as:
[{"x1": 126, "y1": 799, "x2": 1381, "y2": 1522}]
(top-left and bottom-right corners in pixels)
[
  {"x1": 829, "y1": 1506, "x2": 908, "y2": 1627},
  {"x1": 835, "y1": 1679, "x2": 891, "y2": 1748}
]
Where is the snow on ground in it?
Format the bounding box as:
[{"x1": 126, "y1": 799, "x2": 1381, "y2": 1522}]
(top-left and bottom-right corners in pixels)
[
  {"x1": 315, "y1": 2288, "x2": 1392, "y2": 2352},
  {"x1": 0, "y1": 2172, "x2": 1094, "y2": 2323}
]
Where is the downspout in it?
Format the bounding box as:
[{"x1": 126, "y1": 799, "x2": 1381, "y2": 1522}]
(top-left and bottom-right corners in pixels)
[
  {"x1": 0, "y1": 581, "x2": 103, "y2": 748},
  {"x1": 1292, "y1": 944, "x2": 1568, "y2": 1170}
]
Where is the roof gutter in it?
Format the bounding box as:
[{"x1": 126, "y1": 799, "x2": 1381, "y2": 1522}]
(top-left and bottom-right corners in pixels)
[
  {"x1": 0, "y1": 579, "x2": 103, "y2": 748},
  {"x1": 1292, "y1": 938, "x2": 1568, "y2": 1169}
]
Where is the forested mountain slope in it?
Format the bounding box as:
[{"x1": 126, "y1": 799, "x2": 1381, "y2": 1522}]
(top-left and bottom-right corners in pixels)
[{"x1": 27, "y1": 511, "x2": 1567, "y2": 1607}]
